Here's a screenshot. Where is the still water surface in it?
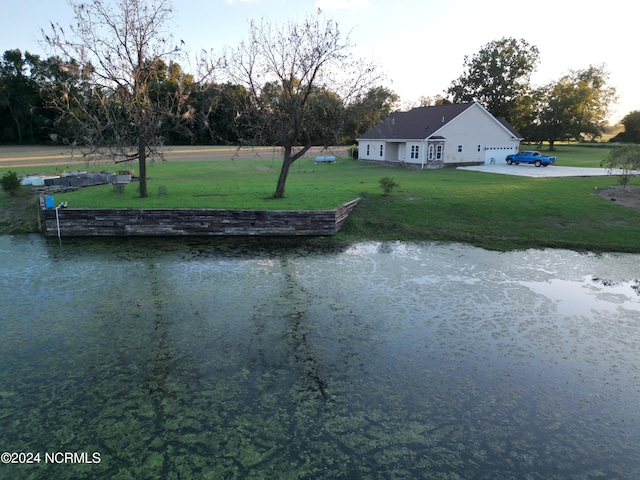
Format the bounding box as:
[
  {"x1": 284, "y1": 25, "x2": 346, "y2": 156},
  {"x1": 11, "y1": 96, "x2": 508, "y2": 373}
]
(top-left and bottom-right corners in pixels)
[{"x1": 1, "y1": 235, "x2": 640, "y2": 479}]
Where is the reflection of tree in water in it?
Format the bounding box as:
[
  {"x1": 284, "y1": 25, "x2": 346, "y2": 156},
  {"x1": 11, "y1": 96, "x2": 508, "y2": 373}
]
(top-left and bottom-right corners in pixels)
[
  {"x1": 71, "y1": 259, "x2": 194, "y2": 478},
  {"x1": 131, "y1": 260, "x2": 192, "y2": 472},
  {"x1": 145, "y1": 262, "x2": 179, "y2": 407},
  {"x1": 281, "y1": 258, "x2": 328, "y2": 401},
  {"x1": 248, "y1": 255, "x2": 329, "y2": 404}
]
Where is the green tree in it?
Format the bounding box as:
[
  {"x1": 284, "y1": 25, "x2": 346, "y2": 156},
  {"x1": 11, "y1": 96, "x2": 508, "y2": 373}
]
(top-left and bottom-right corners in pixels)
[
  {"x1": 534, "y1": 64, "x2": 617, "y2": 150},
  {"x1": 303, "y1": 87, "x2": 346, "y2": 144},
  {"x1": 146, "y1": 59, "x2": 202, "y2": 144},
  {"x1": 0, "y1": 50, "x2": 47, "y2": 143},
  {"x1": 224, "y1": 16, "x2": 380, "y2": 199},
  {"x1": 417, "y1": 95, "x2": 448, "y2": 107},
  {"x1": 447, "y1": 37, "x2": 539, "y2": 126},
  {"x1": 610, "y1": 110, "x2": 640, "y2": 144},
  {"x1": 343, "y1": 86, "x2": 399, "y2": 143},
  {"x1": 43, "y1": 0, "x2": 211, "y2": 198},
  {"x1": 191, "y1": 82, "x2": 252, "y2": 145}
]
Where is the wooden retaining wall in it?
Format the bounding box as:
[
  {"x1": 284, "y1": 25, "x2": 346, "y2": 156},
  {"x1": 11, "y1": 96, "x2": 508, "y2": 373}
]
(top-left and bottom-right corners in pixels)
[{"x1": 41, "y1": 198, "x2": 360, "y2": 237}]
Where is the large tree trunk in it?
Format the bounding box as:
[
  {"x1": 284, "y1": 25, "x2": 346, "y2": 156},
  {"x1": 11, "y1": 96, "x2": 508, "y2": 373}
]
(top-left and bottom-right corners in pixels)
[
  {"x1": 138, "y1": 135, "x2": 148, "y2": 198},
  {"x1": 273, "y1": 144, "x2": 314, "y2": 199},
  {"x1": 274, "y1": 145, "x2": 293, "y2": 199}
]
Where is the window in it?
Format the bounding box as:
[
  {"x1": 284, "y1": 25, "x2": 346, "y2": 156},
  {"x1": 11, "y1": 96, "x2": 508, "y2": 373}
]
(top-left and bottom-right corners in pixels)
[
  {"x1": 457, "y1": 145, "x2": 463, "y2": 153},
  {"x1": 366, "y1": 144, "x2": 370, "y2": 156},
  {"x1": 477, "y1": 144, "x2": 482, "y2": 152},
  {"x1": 410, "y1": 145, "x2": 420, "y2": 159},
  {"x1": 379, "y1": 145, "x2": 384, "y2": 157},
  {"x1": 428, "y1": 145, "x2": 434, "y2": 160},
  {"x1": 436, "y1": 145, "x2": 443, "y2": 160}
]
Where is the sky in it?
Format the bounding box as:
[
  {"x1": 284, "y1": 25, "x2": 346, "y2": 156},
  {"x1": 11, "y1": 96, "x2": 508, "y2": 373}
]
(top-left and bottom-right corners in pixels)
[{"x1": 1, "y1": 0, "x2": 636, "y2": 123}]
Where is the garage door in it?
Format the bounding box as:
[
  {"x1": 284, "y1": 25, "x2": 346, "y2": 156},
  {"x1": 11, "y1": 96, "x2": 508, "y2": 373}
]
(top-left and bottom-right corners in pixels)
[{"x1": 485, "y1": 146, "x2": 516, "y2": 164}]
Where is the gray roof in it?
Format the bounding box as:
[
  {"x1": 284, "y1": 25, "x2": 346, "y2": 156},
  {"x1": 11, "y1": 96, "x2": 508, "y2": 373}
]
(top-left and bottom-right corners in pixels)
[{"x1": 357, "y1": 102, "x2": 522, "y2": 140}]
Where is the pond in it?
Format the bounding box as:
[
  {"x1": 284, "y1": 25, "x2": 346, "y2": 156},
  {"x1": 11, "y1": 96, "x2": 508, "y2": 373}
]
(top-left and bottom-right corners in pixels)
[{"x1": 1, "y1": 235, "x2": 640, "y2": 479}]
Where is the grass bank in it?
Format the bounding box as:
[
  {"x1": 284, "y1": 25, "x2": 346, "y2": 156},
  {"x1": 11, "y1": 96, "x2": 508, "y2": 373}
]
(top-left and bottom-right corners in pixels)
[
  {"x1": 0, "y1": 189, "x2": 41, "y2": 234},
  {"x1": 2, "y1": 144, "x2": 640, "y2": 252}
]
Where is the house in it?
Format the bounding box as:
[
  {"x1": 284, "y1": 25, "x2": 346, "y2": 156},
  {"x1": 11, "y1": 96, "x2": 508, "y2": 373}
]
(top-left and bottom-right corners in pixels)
[{"x1": 357, "y1": 102, "x2": 522, "y2": 168}]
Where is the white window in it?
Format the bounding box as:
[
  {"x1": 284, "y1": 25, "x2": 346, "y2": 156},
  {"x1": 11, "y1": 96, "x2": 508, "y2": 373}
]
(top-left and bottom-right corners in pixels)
[
  {"x1": 410, "y1": 145, "x2": 420, "y2": 159},
  {"x1": 379, "y1": 145, "x2": 384, "y2": 157},
  {"x1": 457, "y1": 145, "x2": 463, "y2": 153},
  {"x1": 477, "y1": 144, "x2": 482, "y2": 152},
  {"x1": 428, "y1": 144, "x2": 434, "y2": 160},
  {"x1": 436, "y1": 145, "x2": 443, "y2": 160},
  {"x1": 366, "y1": 144, "x2": 370, "y2": 156}
]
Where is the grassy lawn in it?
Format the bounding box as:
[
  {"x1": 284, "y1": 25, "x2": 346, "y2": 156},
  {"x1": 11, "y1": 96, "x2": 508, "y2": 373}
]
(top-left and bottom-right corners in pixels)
[
  {"x1": 2, "y1": 144, "x2": 640, "y2": 252},
  {"x1": 0, "y1": 189, "x2": 41, "y2": 234}
]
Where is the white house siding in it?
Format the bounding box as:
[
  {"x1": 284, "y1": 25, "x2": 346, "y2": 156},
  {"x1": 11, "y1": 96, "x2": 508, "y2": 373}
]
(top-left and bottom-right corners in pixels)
[
  {"x1": 358, "y1": 140, "x2": 415, "y2": 163},
  {"x1": 358, "y1": 141, "x2": 387, "y2": 161},
  {"x1": 405, "y1": 142, "x2": 424, "y2": 164},
  {"x1": 435, "y1": 104, "x2": 520, "y2": 165}
]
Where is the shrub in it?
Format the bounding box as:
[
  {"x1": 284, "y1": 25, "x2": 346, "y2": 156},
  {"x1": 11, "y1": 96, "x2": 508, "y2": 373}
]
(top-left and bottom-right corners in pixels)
[
  {"x1": 0, "y1": 171, "x2": 21, "y2": 195},
  {"x1": 378, "y1": 176, "x2": 398, "y2": 196},
  {"x1": 601, "y1": 145, "x2": 640, "y2": 190}
]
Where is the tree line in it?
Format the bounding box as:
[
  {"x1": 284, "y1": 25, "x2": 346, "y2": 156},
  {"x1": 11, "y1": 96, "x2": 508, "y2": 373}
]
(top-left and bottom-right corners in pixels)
[{"x1": 0, "y1": 48, "x2": 397, "y2": 148}]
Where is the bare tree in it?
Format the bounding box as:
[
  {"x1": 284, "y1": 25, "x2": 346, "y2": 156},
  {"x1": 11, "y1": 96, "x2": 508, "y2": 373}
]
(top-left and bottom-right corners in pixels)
[
  {"x1": 601, "y1": 145, "x2": 640, "y2": 191},
  {"x1": 224, "y1": 16, "x2": 381, "y2": 199},
  {"x1": 43, "y1": 0, "x2": 211, "y2": 197}
]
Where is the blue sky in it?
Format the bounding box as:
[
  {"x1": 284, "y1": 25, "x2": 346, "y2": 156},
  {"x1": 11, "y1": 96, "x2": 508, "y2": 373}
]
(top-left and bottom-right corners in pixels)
[{"x1": 1, "y1": 0, "x2": 636, "y2": 123}]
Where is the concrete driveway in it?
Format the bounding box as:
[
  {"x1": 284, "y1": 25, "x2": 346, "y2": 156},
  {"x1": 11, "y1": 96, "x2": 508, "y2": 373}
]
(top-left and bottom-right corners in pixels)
[{"x1": 457, "y1": 163, "x2": 637, "y2": 178}]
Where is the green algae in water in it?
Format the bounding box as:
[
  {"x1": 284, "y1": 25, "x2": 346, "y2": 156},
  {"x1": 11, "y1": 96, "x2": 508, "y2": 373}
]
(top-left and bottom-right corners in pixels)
[{"x1": 1, "y1": 236, "x2": 640, "y2": 479}]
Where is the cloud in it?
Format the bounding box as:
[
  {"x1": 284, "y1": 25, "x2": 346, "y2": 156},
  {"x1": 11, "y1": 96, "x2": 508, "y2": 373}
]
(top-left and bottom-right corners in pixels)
[
  {"x1": 316, "y1": 0, "x2": 370, "y2": 11},
  {"x1": 227, "y1": 0, "x2": 259, "y2": 4}
]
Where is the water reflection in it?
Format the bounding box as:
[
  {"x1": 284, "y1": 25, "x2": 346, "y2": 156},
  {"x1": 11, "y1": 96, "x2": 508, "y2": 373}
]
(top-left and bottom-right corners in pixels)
[
  {"x1": 1, "y1": 235, "x2": 640, "y2": 479},
  {"x1": 522, "y1": 276, "x2": 640, "y2": 317}
]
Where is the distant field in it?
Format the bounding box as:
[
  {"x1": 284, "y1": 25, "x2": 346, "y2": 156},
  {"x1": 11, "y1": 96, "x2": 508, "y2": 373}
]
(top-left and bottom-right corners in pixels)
[{"x1": 0, "y1": 145, "x2": 349, "y2": 170}]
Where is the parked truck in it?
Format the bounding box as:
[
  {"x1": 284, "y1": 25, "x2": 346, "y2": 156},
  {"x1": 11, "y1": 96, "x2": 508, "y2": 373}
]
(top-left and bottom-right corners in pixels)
[{"x1": 505, "y1": 151, "x2": 556, "y2": 167}]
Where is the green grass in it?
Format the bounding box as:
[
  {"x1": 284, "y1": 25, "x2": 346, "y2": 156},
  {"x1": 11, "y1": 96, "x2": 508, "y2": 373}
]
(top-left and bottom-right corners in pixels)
[
  {"x1": 3, "y1": 144, "x2": 640, "y2": 252},
  {"x1": 0, "y1": 188, "x2": 41, "y2": 234},
  {"x1": 536, "y1": 143, "x2": 611, "y2": 166},
  {"x1": 341, "y1": 172, "x2": 640, "y2": 251},
  {"x1": 40, "y1": 159, "x2": 366, "y2": 210}
]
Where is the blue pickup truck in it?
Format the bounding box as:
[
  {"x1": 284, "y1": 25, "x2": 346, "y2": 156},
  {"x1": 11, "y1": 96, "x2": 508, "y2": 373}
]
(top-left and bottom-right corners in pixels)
[{"x1": 505, "y1": 151, "x2": 556, "y2": 167}]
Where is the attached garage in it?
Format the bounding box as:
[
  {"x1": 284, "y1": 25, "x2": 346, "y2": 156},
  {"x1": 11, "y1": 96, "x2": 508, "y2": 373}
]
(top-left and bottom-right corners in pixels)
[{"x1": 484, "y1": 146, "x2": 518, "y2": 164}]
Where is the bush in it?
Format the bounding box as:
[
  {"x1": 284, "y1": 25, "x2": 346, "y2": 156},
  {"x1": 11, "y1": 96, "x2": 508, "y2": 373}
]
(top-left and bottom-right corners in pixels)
[
  {"x1": 0, "y1": 171, "x2": 21, "y2": 195},
  {"x1": 601, "y1": 145, "x2": 640, "y2": 190},
  {"x1": 378, "y1": 176, "x2": 398, "y2": 196}
]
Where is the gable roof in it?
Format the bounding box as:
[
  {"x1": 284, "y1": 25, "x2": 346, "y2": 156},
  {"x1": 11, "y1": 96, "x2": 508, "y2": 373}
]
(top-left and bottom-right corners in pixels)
[{"x1": 357, "y1": 101, "x2": 522, "y2": 141}]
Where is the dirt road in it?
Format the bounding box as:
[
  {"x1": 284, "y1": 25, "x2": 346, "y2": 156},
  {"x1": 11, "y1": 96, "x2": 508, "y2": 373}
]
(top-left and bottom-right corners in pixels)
[{"x1": 0, "y1": 145, "x2": 350, "y2": 170}]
